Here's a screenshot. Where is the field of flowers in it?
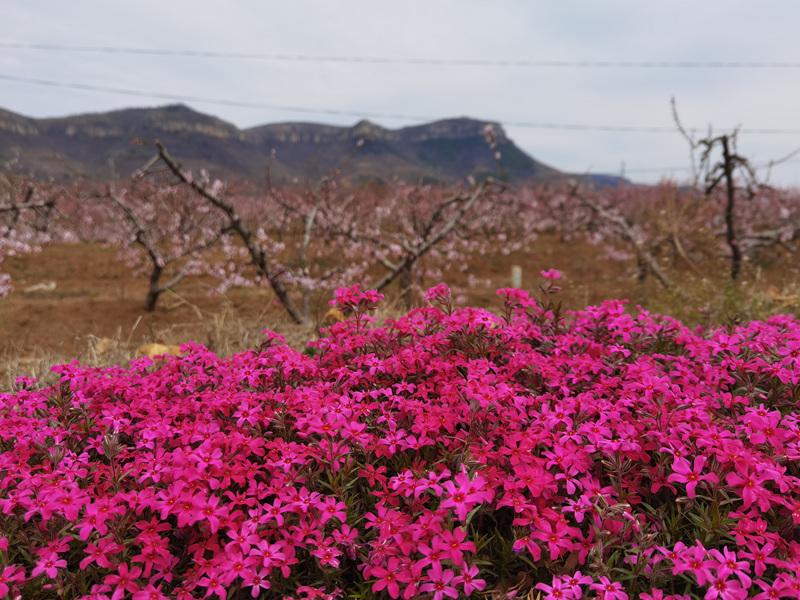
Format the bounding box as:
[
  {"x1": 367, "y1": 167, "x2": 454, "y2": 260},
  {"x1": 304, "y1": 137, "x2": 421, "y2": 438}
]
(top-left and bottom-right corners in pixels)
[{"x1": 1, "y1": 278, "x2": 800, "y2": 599}]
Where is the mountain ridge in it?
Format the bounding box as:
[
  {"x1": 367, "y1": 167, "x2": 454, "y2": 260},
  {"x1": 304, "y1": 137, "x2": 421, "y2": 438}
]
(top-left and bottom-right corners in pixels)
[{"x1": 0, "y1": 104, "x2": 621, "y2": 185}]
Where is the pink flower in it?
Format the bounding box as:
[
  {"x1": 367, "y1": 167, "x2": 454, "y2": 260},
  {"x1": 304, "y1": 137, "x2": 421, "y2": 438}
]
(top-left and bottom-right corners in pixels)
[
  {"x1": 532, "y1": 518, "x2": 580, "y2": 559},
  {"x1": 424, "y1": 283, "x2": 452, "y2": 305},
  {"x1": 329, "y1": 284, "x2": 384, "y2": 311},
  {"x1": 453, "y1": 564, "x2": 485, "y2": 596},
  {"x1": 311, "y1": 540, "x2": 341, "y2": 568},
  {"x1": 752, "y1": 579, "x2": 790, "y2": 600},
  {"x1": 440, "y1": 471, "x2": 492, "y2": 522},
  {"x1": 704, "y1": 577, "x2": 748, "y2": 600},
  {"x1": 740, "y1": 542, "x2": 778, "y2": 577},
  {"x1": 708, "y1": 547, "x2": 751, "y2": 588},
  {"x1": 676, "y1": 543, "x2": 715, "y2": 586},
  {"x1": 591, "y1": 576, "x2": 629, "y2": 600},
  {"x1": 562, "y1": 571, "x2": 593, "y2": 596},
  {"x1": 197, "y1": 494, "x2": 228, "y2": 533},
  {"x1": 197, "y1": 571, "x2": 227, "y2": 599},
  {"x1": 667, "y1": 455, "x2": 719, "y2": 498},
  {"x1": 105, "y1": 563, "x2": 142, "y2": 600},
  {"x1": 540, "y1": 268, "x2": 562, "y2": 280},
  {"x1": 79, "y1": 538, "x2": 121, "y2": 570},
  {"x1": 420, "y1": 563, "x2": 458, "y2": 600},
  {"x1": 132, "y1": 584, "x2": 170, "y2": 599},
  {"x1": 0, "y1": 565, "x2": 26, "y2": 597},
  {"x1": 370, "y1": 558, "x2": 402, "y2": 599},
  {"x1": 725, "y1": 470, "x2": 773, "y2": 511},
  {"x1": 31, "y1": 551, "x2": 67, "y2": 579},
  {"x1": 241, "y1": 568, "x2": 272, "y2": 598},
  {"x1": 536, "y1": 576, "x2": 574, "y2": 599},
  {"x1": 2, "y1": 284, "x2": 800, "y2": 599},
  {"x1": 433, "y1": 528, "x2": 475, "y2": 564}
]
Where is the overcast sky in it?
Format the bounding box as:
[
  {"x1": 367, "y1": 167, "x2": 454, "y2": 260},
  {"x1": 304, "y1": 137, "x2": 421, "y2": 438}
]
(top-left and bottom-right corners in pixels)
[{"x1": 2, "y1": 1, "x2": 800, "y2": 184}]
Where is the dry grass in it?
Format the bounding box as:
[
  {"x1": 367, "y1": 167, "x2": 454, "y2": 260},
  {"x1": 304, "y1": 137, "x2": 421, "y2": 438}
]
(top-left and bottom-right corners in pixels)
[{"x1": 0, "y1": 302, "x2": 321, "y2": 390}]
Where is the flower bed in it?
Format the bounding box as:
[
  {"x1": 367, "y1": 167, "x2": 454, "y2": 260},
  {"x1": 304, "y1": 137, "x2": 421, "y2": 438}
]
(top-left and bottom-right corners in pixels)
[{"x1": 1, "y1": 284, "x2": 799, "y2": 599}]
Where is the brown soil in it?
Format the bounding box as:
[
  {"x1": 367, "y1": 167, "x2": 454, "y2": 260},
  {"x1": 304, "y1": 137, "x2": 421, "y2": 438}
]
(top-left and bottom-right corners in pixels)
[{"x1": 2, "y1": 239, "x2": 799, "y2": 364}]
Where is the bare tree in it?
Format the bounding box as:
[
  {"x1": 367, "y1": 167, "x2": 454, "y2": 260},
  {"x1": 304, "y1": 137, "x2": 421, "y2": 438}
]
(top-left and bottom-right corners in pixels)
[
  {"x1": 568, "y1": 183, "x2": 673, "y2": 289},
  {"x1": 268, "y1": 177, "x2": 354, "y2": 320},
  {"x1": 0, "y1": 185, "x2": 55, "y2": 231},
  {"x1": 672, "y1": 98, "x2": 770, "y2": 281},
  {"x1": 107, "y1": 184, "x2": 227, "y2": 311},
  {"x1": 372, "y1": 182, "x2": 497, "y2": 296},
  {"x1": 0, "y1": 179, "x2": 58, "y2": 296},
  {"x1": 698, "y1": 133, "x2": 758, "y2": 280},
  {"x1": 155, "y1": 142, "x2": 306, "y2": 324}
]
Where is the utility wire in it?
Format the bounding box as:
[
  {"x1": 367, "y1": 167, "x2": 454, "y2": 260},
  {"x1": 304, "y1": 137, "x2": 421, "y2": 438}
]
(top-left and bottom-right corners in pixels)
[
  {"x1": 2, "y1": 73, "x2": 798, "y2": 177},
  {"x1": 3, "y1": 73, "x2": 800, "y2": 136},
  {"x1": 618, "y1": 157, "x2": 800, "y2": 175},
  {"x1": 3, "y1": 42, "x2": 800, "y2": 69}
]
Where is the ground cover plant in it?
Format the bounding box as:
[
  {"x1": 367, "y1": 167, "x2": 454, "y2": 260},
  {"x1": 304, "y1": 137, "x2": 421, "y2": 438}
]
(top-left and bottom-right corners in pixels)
[{"x1": 1, "y1": 277, "x2": 800, "y2": 599}]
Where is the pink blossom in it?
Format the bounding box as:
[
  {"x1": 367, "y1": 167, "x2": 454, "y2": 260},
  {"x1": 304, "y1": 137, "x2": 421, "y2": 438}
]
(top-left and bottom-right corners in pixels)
[
  {"x1": 666, "y1": 455, "x2": 719, "y2": 498},
  {"x1": 420, "y1": 563, "x2": 458, "y2": 600},
  {"x1": 540, "y1": 268, "x2": 562, "y2": 280},
  {"x1": 31, "y1": 551, "x2": 67, "y2": 579}
]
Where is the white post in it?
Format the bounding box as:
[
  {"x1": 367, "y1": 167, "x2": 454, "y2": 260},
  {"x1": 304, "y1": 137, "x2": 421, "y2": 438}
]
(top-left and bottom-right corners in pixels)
[{"x1": 511, "y1": 265, "x2": 522, "y2": 289}]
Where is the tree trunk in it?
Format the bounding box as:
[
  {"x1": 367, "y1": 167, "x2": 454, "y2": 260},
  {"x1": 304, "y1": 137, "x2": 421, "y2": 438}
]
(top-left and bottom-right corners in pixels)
[
  {"x1": 636, "y1": 255, "x2": 648, "y2": 283},
  {"x1": 721, "y1": 135, "x2": 742, "y2": 280},
  {"x1": 398, "y1": 264, "x2": 413, "y2": 309},
  {"x1": 145, "y1": 265, "x2": 163, "y2": 312}
]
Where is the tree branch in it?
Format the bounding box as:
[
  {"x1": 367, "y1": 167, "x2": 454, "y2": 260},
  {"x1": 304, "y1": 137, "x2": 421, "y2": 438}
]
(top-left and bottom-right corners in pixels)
[
  {"x1": 373, "y1": 181, "x2": 494, "y2": 291},
  {"x1": 155, "y1": 141, "x2": 305, "y2": 324},
  {"x1": 573, "y1": 186, "x2": 673, "y2": 289}
]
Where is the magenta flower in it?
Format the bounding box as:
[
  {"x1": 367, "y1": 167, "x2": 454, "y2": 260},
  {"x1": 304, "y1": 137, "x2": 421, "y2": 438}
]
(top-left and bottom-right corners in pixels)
[
  {"x1": 31, "y1": 551, "x2": 67, "y2": 579},
  {"x1": 329, "y1": 284, "x2": 384, "y2": 311},
  {"x1": 241, "y1": 568, "x2": 272, "y2": 598},
  {"x1": 424, "y1": 283, "x2": 452, "y2": 304},
  {"x1": 562, "y1": 571, "x2": 593, "y2": 596},
  {"x1": 540, "y1": 268, "x2": 562, "y2": 280},
  {"x1": 453, "y1": 564, "x2": 485, "y2": 596},
  {"x1": 740, "y1": 542, "x2": 778, "y2": 577},
  {"x1": 2, "y1": 285, "x2": 800, "y2": 598},
  {"x1": 667, "y1": 455, "x2": 719, "y2": 498},
  {"x1": 591, "y1": 576, "x2": 629, "y2": 600},
  {"x1": 752, "y1": 579, "x2": 790, "y2": 600},
  {"x1": 532, "y1": 518, "x2": 580, "y2": 559},
  {"x1": 132, "y1": 584, "x2": 170, "y2": 599},
  {"x1": 197, "y1": 571, "x2": 227, "y2": 599},
  {"x1": 536, "y1": 576, "x2": 575, "y2": 599},
  {"x1": 79, "y1": 538, "x2": 121, "y2": 570},
  {"x1": 708, "y1": 547, "x2": 752, "y2": 588},
  {"x1": 105, "y1": 563, "x2": 142, "y2": 600},
  {"x1": 0, "y1": 565, "x2": 25, "y2": 597},
  {"x1": 420, "y1": 563, "x2": 458, "y2": 600},
  {"x1": 677, "y1": 543, "x2": 716, "y2": 586},
  {"x1": 433, "y1": 528, "x2": 476, "y2": 563},
  {"x1": 370, "y1": 558, "x2": 402, "y2": 599},
  {"x1": 704, "y1": 577, "x2": 748, "y2": 600},
  {"x1": 440, "y1": 471, "x2": 492, "y2": 522},
  {"x1": 198, "y1": 494, "x2": 228, "y2": 533}
]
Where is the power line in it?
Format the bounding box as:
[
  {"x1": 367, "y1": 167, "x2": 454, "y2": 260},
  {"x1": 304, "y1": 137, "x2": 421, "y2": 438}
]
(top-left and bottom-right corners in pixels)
[
  {"x1": 4, "y1": 42, "x2": 800, "y2": 69},
  {"x1": 0, "y1": 74, "x2": 423, "y2": 120},
  {"x1": 3, "y1": 73, "x2": 800, "y2": 136},
  {"x1": 619, "y1": 157, "x2": 800, "y2": 176}
]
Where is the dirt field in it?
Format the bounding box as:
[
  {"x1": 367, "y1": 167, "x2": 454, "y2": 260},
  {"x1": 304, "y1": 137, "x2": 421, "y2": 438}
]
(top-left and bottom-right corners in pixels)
[{"x1": 3, "y1": 238, "x2": 799, "y2": 384}]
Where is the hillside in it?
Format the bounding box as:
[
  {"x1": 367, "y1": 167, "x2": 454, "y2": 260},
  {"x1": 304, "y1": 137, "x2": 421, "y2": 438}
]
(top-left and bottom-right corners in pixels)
[{"x1": 0, "y1": 104, "x2": 623, "y2": 185}]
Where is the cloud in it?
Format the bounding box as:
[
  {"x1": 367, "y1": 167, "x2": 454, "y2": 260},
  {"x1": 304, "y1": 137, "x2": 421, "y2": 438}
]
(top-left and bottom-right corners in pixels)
[{"x1": 1, "y1": 0, "x2": 798, "y2": 185}]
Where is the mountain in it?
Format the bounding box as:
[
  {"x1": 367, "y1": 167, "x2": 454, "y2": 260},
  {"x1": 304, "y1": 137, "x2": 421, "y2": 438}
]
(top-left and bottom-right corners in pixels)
[{"x1": 0, "y1": 104, "x2": 621, "y2": 185}]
